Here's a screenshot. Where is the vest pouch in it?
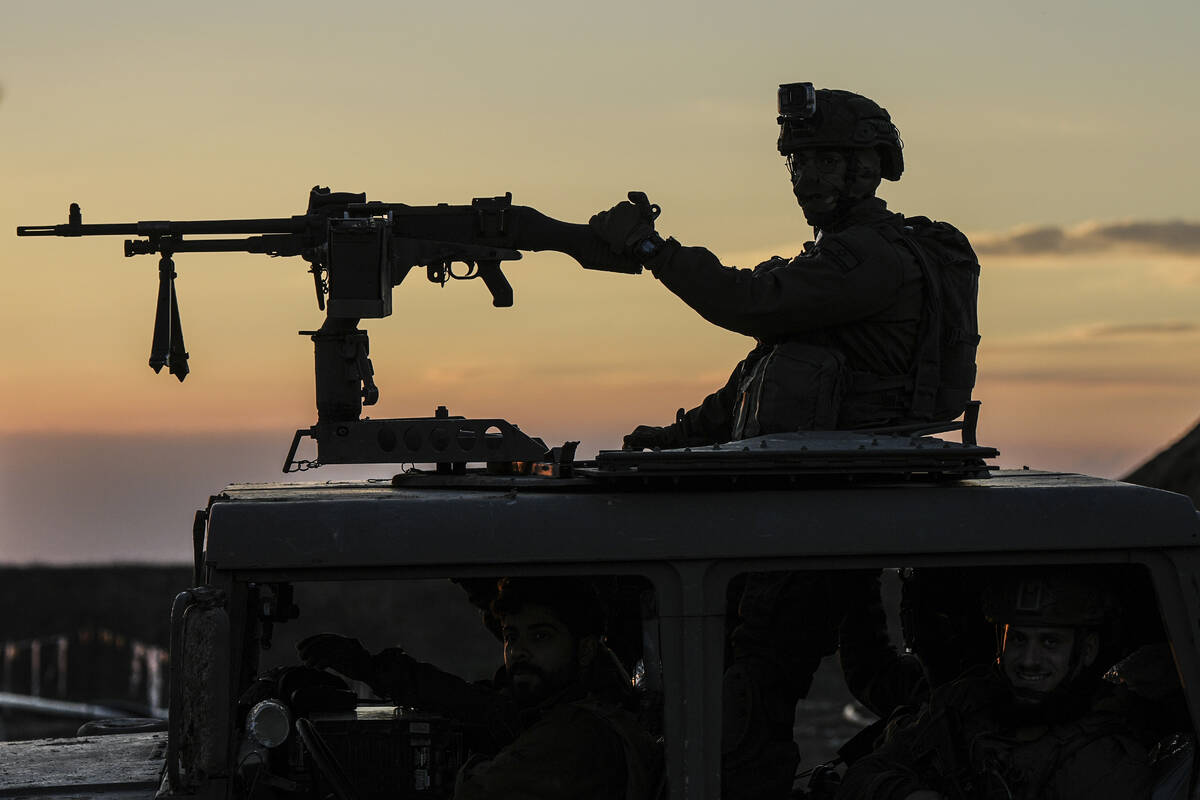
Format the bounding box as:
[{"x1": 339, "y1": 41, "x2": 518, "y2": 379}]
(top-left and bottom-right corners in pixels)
[
  {"x1": 839, "y1": 370, "x2": 915, "y2": 429},
  {"x1": 734, "y1": 343, "x2": 848, "y2": 437}
]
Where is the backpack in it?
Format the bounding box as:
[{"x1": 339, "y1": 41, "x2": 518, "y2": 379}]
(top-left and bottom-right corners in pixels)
[{"x1": 894, "y1": 217, "x2": 981, "y2": 422}]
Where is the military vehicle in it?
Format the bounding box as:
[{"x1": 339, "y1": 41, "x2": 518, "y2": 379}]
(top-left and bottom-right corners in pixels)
[{"x1": 6, "y1": 194, "x2": 1200, "y2": 799}]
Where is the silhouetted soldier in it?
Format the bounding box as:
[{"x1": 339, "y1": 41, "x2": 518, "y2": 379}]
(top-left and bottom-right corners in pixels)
[
  {"x1": 588, "y1": 83, "x2": 979, "y2": 449},
  {"x1": 583, "y1": 83, "x2": 982, "y2": 799}
]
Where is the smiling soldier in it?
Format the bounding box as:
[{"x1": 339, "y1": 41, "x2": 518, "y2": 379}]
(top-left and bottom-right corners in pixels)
[{"x1": 836, "y1": 569, "x2": 1156, "y2": 800}]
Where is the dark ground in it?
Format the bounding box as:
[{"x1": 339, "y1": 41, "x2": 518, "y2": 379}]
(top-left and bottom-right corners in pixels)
[{"x1": 0, "y1": 565, "x2": 192, "y2": 643}]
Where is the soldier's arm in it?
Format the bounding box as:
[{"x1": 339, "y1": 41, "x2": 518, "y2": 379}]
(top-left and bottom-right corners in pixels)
[
  {"x1": 835, "y1": 702, "x2": 946, "y2": 800},
  {"x1": 453, "y1": 707, "x2": 626, "y2": 800},
  {"x1": 673, "y1": 357, "x2": 747, "y2": 443},
  {"x1": 1048, "y1": 732, "x2": 1155, "y2": 800},
  {"x1": 625, "y1": 352, "x2": 761, "y2": 449},
  {"x1": 370, "y1": 649, "x2": 522, "y2": 750},
  {"x1": 836, "y1": 752, "x2": 932, "y2": 800},
  {"x1": 646, "y1": 228, "x2": 907, "y2": 339},
  {"x1": 839, "y1": 571, "x2": 930, "y2": 718}
]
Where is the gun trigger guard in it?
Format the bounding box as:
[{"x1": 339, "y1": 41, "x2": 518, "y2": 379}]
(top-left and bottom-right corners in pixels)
[{"x1": 448, "y1": 261, "x2": 478, "y2": 280}]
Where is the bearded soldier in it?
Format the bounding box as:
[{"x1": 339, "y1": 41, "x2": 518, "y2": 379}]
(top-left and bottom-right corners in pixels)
[{"x1": 298, "y1": 578, "x2": 660, "y2": 800}]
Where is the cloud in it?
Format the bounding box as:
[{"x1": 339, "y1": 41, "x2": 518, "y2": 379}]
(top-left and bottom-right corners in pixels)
[
  {"x1": 986, "y1": 320, "x2": 1200, "y2": 351},
  {"x1": 978, "y1": 320, "x2": 1200, "y2": 388},
  {"x1": 1088, "y1": 321, "x2": 1200, "y2": 337},
  {"x1": 973, "y1": 220, "x2": 1200, "y2": 257},
  {"x1": 980, "y1": 368, "x2": 1200, "y2": 388}
]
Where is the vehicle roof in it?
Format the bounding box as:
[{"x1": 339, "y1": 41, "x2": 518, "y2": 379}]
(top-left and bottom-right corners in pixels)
[{"x1": 204, "y1": 470, "x2": 1200, "y2": 571}]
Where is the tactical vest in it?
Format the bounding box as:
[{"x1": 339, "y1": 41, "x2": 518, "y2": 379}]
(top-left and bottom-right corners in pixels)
[
  {"x1": 908, "y1": 677, "x2": 1150, "y2": 800},
  {"x1": 731, "y1": 341, "x2": 849, "y2": 436},
  {"x1": 730, "y1": 217, "x2": 980, "y2": 435}
]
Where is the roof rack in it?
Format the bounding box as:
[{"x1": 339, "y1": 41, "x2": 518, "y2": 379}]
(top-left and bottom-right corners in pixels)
[{"x1": 582, "y1": 430, "x2": 997, "y2": 483}]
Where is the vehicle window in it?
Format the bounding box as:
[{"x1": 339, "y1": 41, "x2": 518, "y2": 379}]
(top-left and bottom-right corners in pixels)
[
  {"x1": 235, "y1": 575, "x2": 663, "y2": 800},
  {"x1": 721, "y1": 564, "x2": 1190, "y2": 799}
]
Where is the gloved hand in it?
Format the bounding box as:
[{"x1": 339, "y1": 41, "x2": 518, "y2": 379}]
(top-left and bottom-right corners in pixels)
[
  {"x1": 623, "y1": 424, "x2": 683, "y2": 451},
  {"x1": 296, "y1": 633, "x2": 375, "y2": 682},
  {"x1": 589, "y1": 191, "x2": 659, "y2": 256}
]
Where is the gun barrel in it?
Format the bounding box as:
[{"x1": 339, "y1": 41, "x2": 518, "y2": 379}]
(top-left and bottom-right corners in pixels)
[
  {"x1": 18, "y1": 222, "x2": 140, "y2": 236},
  {"x1": 17, "y1": 217, "x2": 307, "y2": 238}
]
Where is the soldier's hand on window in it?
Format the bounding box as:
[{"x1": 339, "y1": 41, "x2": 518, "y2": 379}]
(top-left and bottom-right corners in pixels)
[{"x1": 296, "y1": 633, "x2": 374, "y2": 682}]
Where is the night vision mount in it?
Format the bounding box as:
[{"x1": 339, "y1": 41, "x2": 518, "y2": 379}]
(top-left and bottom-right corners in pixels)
[{"x1": 18, "y1": 187, "x2": 643, "y2": 473}]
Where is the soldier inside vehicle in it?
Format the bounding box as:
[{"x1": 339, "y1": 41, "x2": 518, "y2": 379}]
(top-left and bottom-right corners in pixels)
[
  {"x1": 235, "y1": 575, "x2": 663, "y2": 800},
  {"x1": 724, "y1": 564, "x2": 1191, "y2": 800},
  {"x1": 234, "y1": 562, "x2": 1191, "y2": 800}
]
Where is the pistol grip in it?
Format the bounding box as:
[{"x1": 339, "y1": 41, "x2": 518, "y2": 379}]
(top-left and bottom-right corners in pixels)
[{"x1": 477, "y1": 261, "x2": 513, "y2": 307}]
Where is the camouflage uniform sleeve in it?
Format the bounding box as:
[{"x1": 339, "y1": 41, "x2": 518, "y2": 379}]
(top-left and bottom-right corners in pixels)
[
  {"x1": 834, "y1": 734, "x2": 931, "y2": 800},
  {"x1": 671, "y1": 355, "x2": 750, "y2": 445},
  {"x1": 1047, "y1": 733, "x2": 1155, "y2": 800},
  {"x1": 838, "y1": 570, "x2": 930, "y2": 719},
  {"x1": 640, "y1": 343, "x2": 775, "y2": 447},
  {"x1": 453, "y1": 704, "x2": 627, "y2": 800},
  {"x1": 647, "y1": 227, "x2": 907, "y2": 339},
  {"x1": 836, "y1": 689, "x2": 965, "y2": 800},
  {"x1": 370, "y1": 649, "x2": 521, "y2": 751}
]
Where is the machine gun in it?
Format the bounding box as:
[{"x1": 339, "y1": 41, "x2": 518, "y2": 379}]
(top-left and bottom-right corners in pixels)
[{"x1": 18, "y1": 186, "x2": 642, "y2": 472}]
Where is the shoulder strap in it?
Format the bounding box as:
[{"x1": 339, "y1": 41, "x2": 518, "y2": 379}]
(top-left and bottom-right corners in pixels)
[{"x1": 892, "y1": 231, "x2": 942, "y2": 420}]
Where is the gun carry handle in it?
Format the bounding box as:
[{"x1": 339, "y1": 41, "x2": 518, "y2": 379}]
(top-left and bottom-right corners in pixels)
[
  {"x1": 514, "y1": 208, "x2": 644, "y2": 275},
  {"x1": 476, "y1": 260, "x2": 514, "y2": 307}
]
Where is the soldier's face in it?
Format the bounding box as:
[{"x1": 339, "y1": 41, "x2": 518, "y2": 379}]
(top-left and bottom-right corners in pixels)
[
  {"x1": 786, "y1": 148, "x2": 849, "y2": 216},
  {"x1": 502, "y1": 602, "x2": 596, "y2": 706},
  {"x1": 1000, "y1": 624, "x2": 1097, "y2": 702}
]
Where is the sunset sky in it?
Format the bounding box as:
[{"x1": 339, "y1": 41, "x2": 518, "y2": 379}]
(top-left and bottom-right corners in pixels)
[{"x1": 3, "y1": 1, "x2": 1199, "y2": 561}]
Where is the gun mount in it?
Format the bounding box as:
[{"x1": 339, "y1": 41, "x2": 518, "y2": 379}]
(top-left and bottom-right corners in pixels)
[{"x1": 18, "y1": 187, "x2": 643, "y2": 472}]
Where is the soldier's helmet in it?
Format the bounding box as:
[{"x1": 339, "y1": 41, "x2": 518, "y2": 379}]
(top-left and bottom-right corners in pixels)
[
  {"x1": 776, "y1": 83, "x2": 904, "y2": 181},
  {"x1": 981, "y1": 570, "x2": 1115, "y2": 629}
]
